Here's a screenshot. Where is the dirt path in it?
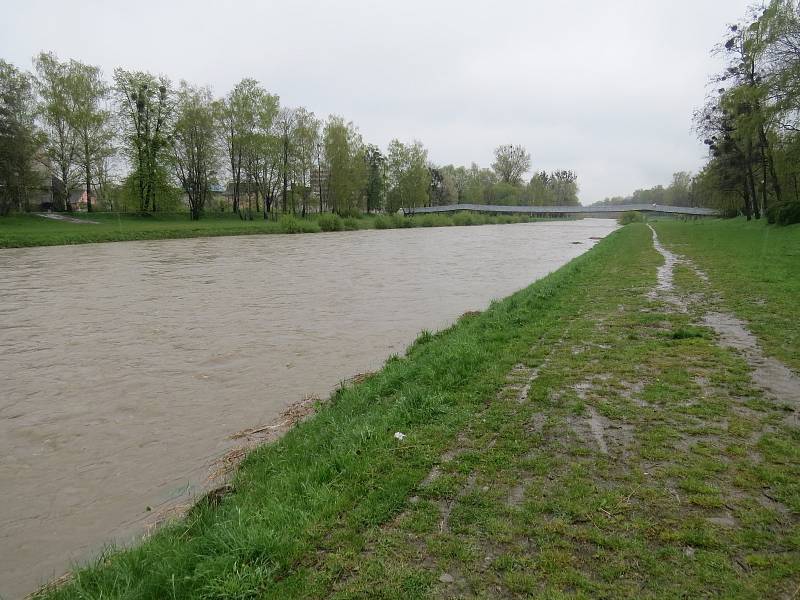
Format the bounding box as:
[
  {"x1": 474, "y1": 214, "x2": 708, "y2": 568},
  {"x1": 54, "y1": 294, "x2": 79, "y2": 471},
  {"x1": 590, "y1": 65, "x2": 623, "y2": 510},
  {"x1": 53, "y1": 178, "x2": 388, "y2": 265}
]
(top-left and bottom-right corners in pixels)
[
  {"x1": 648, "y1": 224, "x2": 800, "y2": 424},
  {"x1": 36, "y1": 213, "x2": 100, "y2": 224}
]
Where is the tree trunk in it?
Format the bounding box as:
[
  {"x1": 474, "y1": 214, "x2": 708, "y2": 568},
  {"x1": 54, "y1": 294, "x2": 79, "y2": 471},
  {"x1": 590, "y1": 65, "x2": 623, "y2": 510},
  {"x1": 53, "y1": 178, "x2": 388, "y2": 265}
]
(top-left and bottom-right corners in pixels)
[
  {"x1": 745, "y1": 165, "x2": 758, "y2": 220},
  {"x1": 282, "y1": 135, "x2": 289, "y2": 213},
  {"x1": 85, "y1": 160, "x2": 92, "y2": 213},
  {"x1": 759, "y1": 124, "x2": 782, "y2": 207}
]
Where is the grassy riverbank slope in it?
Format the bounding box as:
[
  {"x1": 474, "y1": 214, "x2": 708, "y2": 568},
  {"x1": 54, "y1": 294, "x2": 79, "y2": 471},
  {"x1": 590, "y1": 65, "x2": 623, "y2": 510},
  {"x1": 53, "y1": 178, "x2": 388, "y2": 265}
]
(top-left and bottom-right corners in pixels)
[
  {"x1": 36, "y1": 221, "x2": 799, "y2": 599},
  {"x1": 0, "y1": 212, "x2": 542, "y2": 248}
]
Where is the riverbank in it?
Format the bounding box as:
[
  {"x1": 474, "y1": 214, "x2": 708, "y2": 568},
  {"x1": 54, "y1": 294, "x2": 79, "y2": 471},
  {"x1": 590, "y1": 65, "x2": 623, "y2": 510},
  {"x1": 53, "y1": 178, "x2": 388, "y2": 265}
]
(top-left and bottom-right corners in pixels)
[
  {"x1": 33, "y1": 220, "x2": 799, "y2": 599},
  {"x1": 0, "y1": 212, "x2": 548, "y2": 248}
]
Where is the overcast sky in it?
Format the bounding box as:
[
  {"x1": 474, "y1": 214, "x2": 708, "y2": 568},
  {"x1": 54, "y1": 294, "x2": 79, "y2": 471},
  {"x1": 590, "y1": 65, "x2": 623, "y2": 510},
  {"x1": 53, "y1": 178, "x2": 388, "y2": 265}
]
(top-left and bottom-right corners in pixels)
[{"x1": 1, "y1": 0, "x2": 753, "y2": 203}]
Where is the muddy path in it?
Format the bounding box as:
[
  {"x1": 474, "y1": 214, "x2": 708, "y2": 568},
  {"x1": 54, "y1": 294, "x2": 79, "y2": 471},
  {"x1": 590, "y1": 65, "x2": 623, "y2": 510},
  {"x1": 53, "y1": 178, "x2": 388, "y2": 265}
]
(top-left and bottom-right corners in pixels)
[
  {"x1": 648, "y1": 224, "x2": 800, "y2": 422},
  {"x1": 36, "y1": 213, "x2": 100, "y2": 224}
]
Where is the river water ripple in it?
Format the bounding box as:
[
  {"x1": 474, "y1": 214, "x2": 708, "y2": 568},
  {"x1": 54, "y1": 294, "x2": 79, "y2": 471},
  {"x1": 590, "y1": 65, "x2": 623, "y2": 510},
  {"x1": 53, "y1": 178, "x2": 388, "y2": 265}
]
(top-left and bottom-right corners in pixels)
[{"x1": 0, "y1": 219, "x2": 617, "y2": 597}]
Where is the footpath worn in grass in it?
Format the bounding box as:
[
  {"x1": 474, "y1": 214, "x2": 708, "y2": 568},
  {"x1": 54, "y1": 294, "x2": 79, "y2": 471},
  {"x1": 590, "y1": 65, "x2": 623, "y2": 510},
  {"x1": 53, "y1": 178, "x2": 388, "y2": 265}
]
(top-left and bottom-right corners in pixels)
[
  {"x1": 654, "y1": 218, "x2": 800, "y2": 373},
  {"x1": 0, "y1": 212, "x2": 543, "y2": 248},
  {"x1": 36, "y1": 223, "x2": 799, "y2": 599}
]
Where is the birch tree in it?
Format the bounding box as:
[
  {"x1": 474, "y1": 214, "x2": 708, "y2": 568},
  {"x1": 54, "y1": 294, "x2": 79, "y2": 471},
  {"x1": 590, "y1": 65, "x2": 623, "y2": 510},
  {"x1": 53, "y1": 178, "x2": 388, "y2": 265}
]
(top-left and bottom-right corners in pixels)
[{"x1": 34, "y1": 52, "x2": 80, "y2": 211}]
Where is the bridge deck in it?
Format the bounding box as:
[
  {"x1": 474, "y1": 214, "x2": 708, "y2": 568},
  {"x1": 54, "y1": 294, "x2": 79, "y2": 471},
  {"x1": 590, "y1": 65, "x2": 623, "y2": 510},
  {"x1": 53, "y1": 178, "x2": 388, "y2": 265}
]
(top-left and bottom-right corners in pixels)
[{"x1": 403, "y1": 203, "x2": 719, "y2": 217}]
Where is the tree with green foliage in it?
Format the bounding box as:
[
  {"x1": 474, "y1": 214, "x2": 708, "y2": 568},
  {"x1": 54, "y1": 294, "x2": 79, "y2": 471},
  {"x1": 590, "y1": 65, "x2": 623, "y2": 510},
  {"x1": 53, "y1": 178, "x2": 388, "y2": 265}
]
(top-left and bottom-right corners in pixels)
[
  {"x1": 276, "y1": 107, "x2": 297, "y2": 214},
  {"x1": 323, "y1": 116, "x2": 366, "y2": 215},
  {"x1": 70, "y1": 60, "x2": 114, "y2": 212},
  {"x1": 215, "y1": 79, "x2": 278, "y2": 217},
  {"x1": 491, "y1": 144, "x2": 531, "y2": 185},
  {"x1": 0, "y1": 60, "x2": 41, "y2": 215},
  {"x1": 34, "y1": 52, "x2": 81, "y2": 211},
  {"x1": 114, "y1": 68, "x2": 174, "y2": 213},
  {"x1": 386, "y1": 139, "x2": 430, "y2": 212},
  {"x1": 364, "y1": 144, "x2": 385, "y2": 213},
  {"x1": 169, "y1": 83, "x2": 218, "y2": 220},
  {"x1": 292, "y1": 108, "x2": 320, "y2": 217}
]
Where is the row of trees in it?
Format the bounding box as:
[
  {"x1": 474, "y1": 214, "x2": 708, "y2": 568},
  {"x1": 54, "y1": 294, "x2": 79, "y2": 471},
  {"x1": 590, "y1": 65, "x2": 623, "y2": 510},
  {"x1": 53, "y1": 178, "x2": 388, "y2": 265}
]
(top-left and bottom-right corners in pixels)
[
  {"x1": 596, "y1": 1, "x2": 800, "y2": 224},
  {"x1": 595, "y1": 171, "x2": 695, "y2": 207},
  {"x1": 695, "y1": 0, "x2": 800, "y2": 220},
  {"x1": 1, "y1": 53, "x2": 581, "y2": 218}
]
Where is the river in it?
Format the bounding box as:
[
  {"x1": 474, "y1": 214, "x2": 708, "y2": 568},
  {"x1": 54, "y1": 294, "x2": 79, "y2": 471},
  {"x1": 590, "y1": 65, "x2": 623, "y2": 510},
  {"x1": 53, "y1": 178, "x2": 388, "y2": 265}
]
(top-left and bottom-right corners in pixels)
[{"x1": 0, "y1": 219, "x2": 617, "y2": 597}]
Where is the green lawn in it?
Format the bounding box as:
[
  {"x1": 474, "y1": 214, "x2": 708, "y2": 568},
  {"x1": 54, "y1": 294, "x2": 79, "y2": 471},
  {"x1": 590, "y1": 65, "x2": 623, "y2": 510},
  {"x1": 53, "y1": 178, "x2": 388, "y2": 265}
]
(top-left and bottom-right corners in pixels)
[
  {"x1": 34, "y1": 221, "x2": 800, "y2": 599},
  {"x1": 0, "y1": 211, "x2": 542, "y2": 248},
  {"x1": 654, "y1": 218, "x2": 800, "y2": 372}
]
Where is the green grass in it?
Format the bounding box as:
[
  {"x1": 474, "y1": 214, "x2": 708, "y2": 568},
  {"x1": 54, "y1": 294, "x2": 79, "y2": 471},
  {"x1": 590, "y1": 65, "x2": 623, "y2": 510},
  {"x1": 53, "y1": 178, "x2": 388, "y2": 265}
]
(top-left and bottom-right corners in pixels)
[
  {"x1": 0, "y1": 212, "x2": 546, "y2": 248},
  {"x1": 654, "y1": 218, "x2": 800, "y2": 372},
  {"x1": 34, "y1": 222, "x2": 800, "y2": 599}
]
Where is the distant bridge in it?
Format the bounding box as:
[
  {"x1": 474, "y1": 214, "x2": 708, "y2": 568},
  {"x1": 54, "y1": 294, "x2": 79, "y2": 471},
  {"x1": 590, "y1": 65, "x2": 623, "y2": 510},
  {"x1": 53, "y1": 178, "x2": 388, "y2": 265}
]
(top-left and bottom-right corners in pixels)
[{"x1": 403, "y1": 203, "x2": 719, "y2": 218}]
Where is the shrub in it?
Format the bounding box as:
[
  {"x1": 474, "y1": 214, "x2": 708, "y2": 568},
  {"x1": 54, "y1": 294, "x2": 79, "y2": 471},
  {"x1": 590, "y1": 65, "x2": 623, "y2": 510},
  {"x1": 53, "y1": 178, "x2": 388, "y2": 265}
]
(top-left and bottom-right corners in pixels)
[
  {"x1": 768, "y1": 202, "x2": 800, "y2": 226},
  {"x1": 619, "y1": 211, "x2": 646, "y2": 225},
  {"x1": 778, "y1": 202, "x2": 800, "y2": 225},
  {"x1": 278, "y1": 215, "x2": 320, "y2": 234},
  {"x1": 374, "y1": 215, "x2": 392, "y2": 229},
  {"x1": 317, "y1": 213, "x2": 344, "y2": 232},
  {"x1": 343, "y1": 217, "x2": 361, "y2": 231},
  {"x1": 336, "y1": 207, "x2": 363, "y2": 219},
  {"x1": 391, "y1": 214, "x2": 414, "y2": 228},
  {"x1": 452, "y1": 211, "x2": 476, "y2": 226},
  {"x1": 413, "y1": 214, "x2": 453, "y2": 227}
]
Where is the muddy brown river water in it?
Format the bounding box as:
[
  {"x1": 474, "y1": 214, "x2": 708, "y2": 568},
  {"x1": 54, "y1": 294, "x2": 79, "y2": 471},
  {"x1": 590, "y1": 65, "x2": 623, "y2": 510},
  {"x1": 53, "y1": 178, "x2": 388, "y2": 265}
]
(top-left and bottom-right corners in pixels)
[{"x1": 0, "y1": 220, "x2": 617, "y2": 597}]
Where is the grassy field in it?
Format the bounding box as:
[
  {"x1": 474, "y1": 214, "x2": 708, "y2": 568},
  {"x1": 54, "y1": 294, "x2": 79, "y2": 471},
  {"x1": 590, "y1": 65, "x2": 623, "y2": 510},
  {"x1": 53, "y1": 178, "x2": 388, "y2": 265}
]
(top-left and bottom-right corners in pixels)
[
  {"x1": 654, "y1": 219, "x2": 800, "y2": 372},
  {"x1": 0, "y1": 211, "x2": 543, "y2": 248},
  {"x1": 35, "y1": 221, "x2": 799, "y2": 599}
]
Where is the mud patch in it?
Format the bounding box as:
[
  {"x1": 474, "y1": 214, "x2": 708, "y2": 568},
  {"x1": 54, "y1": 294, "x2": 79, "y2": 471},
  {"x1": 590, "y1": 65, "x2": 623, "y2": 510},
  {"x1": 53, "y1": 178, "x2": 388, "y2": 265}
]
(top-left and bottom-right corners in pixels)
[
  {"x1": 647, "y1": 225, "x2": 685, "y2": 310},
  {"x1": 703, "y1": 312, "x2": 800, "y2": 420},
  {"x1": 507, "y1": 478, "x2": 531, "y2": 507},
  {"x1": 587, "y1": 406, "x2": 609, "y2": 455},
  {"x1": 37, "y1": 213, "x2": 100, "y2": 224},
  {"x1": 504, "y1": 363, "x2": 542, "y2": 403}
]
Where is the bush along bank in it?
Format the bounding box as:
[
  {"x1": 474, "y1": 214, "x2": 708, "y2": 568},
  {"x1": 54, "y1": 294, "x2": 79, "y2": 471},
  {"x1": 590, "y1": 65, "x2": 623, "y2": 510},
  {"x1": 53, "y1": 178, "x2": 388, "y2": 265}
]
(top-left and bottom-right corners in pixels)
[{"x1": 0, "y1": 211, "x2": 551, "y2": 248}]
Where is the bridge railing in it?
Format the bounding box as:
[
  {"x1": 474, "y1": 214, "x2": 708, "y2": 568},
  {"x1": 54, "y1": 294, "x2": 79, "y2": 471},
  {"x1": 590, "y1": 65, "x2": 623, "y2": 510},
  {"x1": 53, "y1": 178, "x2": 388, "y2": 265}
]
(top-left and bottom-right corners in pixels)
[{"x1": 402, "y1": 203, "x2": 719, "y2": 217}]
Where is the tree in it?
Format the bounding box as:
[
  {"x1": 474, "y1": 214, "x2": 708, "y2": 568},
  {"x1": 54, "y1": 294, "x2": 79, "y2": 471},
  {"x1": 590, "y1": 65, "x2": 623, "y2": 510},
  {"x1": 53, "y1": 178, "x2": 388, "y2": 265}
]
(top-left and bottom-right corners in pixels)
[
  {"x1": 276, "y1": 107, "x2": 296, "y2": 214},
  {"x1": 491, "y1": 144, "x2": 531, "y2": 185},
  {"x1": 169, "y1": 83, "x2": 218, "y2": 220},
  {"x1": 292, "y1": 108, "x2": 320, "y2": 217},
  {"x1": 0, "y1": 60, "x2": 41, "y2": 215},
  {"x1": 215, "y1": 79, "x2": 278, "y2": 216},
  {"x1": 528, "y1": 171, "x2": 555, "y2": 205},
  {"x1": 323, "y1": 116, "x2": 366, "y2": 215},
  {"x1": 34, "y1": 52, "x2": 80, "y2": 211},
  {"x1": 665, "y1": 171, "x2": 693, "y2": 206},
  {"x1": 386, "y1": 139, "x2": 430, "y2": 212},
  {"x1": 364, "y1": 144, "x2": 385, "y2": 213},
  {"x1": 70, "y1": 60, "x2": 114, "y2": 212},
  {"x1": 114, "y1": 68, "x2": 174, "y2": 212},
  {"x1": 550, "y1": 170, "x2": 579, "y2": 205}
]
